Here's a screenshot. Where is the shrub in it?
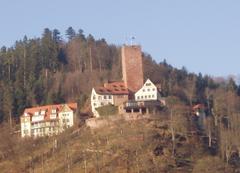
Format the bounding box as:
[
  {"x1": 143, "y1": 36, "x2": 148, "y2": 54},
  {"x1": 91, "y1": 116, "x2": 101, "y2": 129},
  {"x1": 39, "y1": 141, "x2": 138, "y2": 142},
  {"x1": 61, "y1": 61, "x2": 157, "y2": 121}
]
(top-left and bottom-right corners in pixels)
[{"x1": 96, "y1": 104, "x2": 118, "y2": 116}]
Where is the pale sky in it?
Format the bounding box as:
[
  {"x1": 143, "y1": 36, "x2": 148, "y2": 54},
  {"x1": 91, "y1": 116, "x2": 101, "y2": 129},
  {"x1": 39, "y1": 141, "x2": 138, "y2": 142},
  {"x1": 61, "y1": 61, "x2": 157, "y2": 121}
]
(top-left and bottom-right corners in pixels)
[{"x1": 0, "y1": 0, "x2": 240, "y2": 76}]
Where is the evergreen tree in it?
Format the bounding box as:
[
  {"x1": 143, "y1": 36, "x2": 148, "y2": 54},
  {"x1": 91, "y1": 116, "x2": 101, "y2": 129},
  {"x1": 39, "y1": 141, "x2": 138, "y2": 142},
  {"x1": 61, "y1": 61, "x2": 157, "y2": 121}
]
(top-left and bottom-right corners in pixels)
[{"x1": 66, "y1": 27, "x2": 76, "y2": 40}]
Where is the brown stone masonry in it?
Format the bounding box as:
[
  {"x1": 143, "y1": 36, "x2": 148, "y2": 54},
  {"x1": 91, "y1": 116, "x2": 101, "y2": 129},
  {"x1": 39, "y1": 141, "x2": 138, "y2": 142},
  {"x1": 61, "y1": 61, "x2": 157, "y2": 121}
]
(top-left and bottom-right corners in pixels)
[{"x1": 121, "y1": 45, "x2": 144, "y2": 92}]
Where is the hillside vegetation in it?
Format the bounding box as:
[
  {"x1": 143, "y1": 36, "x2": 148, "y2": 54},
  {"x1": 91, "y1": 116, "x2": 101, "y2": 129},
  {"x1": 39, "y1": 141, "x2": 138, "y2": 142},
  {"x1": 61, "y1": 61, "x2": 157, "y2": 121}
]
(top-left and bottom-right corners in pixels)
[
  {"x1": 0, "y1": 113, "x2": 235, "y2": 173},
  {"x1": 0, "y1": 28, "x2": 240, "y2": 172}
]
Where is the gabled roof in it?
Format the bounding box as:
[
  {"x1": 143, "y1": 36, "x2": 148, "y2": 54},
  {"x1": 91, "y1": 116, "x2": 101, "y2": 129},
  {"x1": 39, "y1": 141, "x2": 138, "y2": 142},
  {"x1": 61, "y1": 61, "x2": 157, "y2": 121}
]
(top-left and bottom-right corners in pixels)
[
  {"x1": 94, "y1": 81, "x2": 129, "y2": 95},
  {"x1": 144, "y1": 79, "x2": 155, "y2": 86},
  {"x1": 135, "y1": 79, "x2": 157, "y2": 93},
  {"x1": 22, "y1": 103, "x2": 77, "y2": 122}
]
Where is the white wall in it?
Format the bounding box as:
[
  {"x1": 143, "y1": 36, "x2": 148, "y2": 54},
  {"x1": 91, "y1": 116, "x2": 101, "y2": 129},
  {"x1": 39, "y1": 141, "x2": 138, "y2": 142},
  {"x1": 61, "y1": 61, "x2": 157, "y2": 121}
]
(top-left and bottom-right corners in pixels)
[
  {"x1": 135, "y1": 79, "x2": 160, "y2": 101},
  {"x1": 32, "y1": 114, "x2": 44, "y2": 122},
  {"x1": 59, "y1": 111, "x2": 74, "y2": 131},
  {"x1": 91, "y1": 88, "x2": 114, "y2": 117},
  {"x1": 21, "y1": 116, "x2": 31, "y2": 137}
]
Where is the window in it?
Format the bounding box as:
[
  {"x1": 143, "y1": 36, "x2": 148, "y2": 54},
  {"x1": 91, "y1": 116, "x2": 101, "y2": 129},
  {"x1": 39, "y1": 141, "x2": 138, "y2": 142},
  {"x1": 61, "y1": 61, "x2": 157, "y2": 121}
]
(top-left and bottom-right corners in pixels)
[
  {"x1": 52, "y1": 109, "x2": 56, "y2": 114},
  {"x1": 145, "y1": 95, "x2": 147, "y2": 98},
  {"x1": 143, "y1": 89, "x2": 145, "y2": 92},
  {"x1": 93, "y1": 95, "x2": 96, "y2": 100},
  {"x1": 137, "y1": 96, "x2": 140, "y2": 99},
  {"x1": 147, "y1": 89, "x2": 150, "y2": 91},
  {"x1": 24, "y1": 130, "x2": 28, "y2": 134},
  {"x1": 141, "y1": 96, "x2": 143, "y2": 99},
  {"x1": 104, "y1": 95, "x2": 107, "y2": 99},
  {"x1": 152, "y1": 95, "x2": 155, "y2": 98},
  {"x1": 109, "y1": 95, "x2": 112, "y2": 99},
  {"x1": 146, "y1": 83, "x2": 151, "y2": 86},
  {"x1": 152, "y1": 88, "x2": 155, "y2": 91},
  {"x1": 148, "y1": 95, "x2": 151, "y2": 98},
  {"x1": 98, "y1": 96, "x2": 102, "y2": 100}
]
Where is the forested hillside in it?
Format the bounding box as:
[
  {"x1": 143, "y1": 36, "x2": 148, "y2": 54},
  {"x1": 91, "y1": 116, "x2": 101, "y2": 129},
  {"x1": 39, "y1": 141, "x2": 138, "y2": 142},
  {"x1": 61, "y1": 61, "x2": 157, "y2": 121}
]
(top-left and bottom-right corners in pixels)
[
  {"x1": 1, "y1": 28, "x2": 240, "y2": 172},
  {"x1": 0, "y1": 27, "x2": 122, "y2": 123},
  {"x1": 1, "y1": 27, "x2": 235, "y2": 123}
]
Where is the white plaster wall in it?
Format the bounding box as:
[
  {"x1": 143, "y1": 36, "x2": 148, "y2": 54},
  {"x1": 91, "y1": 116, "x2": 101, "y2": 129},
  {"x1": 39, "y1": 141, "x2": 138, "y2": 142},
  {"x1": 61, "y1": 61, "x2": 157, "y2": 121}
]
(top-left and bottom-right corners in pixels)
[
  {"x1": 135, "y1": 79, "x2": 159, "y2": 101},
  {"x1": 91, "y1": 88, "x2": 114, "y2": 117}
]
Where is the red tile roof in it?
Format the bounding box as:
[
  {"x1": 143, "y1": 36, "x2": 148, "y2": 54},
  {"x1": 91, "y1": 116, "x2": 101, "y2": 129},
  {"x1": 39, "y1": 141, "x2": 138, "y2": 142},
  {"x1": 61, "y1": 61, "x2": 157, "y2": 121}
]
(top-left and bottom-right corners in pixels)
[
  {"x1": 95, "y1": 81, "x2": 129, "y2": 95},
  {"x1": 22, "y1": 103, "x2": 77, "y2": 121}
]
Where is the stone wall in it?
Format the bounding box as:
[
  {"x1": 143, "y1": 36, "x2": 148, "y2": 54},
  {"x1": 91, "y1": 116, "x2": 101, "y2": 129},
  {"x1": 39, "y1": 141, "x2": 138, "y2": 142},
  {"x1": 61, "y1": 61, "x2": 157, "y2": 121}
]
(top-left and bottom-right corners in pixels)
[{"x1": 121, "y1": 45, "x2": 144, "y2": 92}]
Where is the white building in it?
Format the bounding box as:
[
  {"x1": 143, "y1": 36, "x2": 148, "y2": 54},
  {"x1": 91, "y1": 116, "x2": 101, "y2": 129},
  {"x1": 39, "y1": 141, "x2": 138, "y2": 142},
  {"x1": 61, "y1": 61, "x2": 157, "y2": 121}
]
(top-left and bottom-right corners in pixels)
[
  {"x1": 20, "y1": 103, "x2": 77, "y2": 138},
  {"x1": 91, "y1": 81, "x2": 129, "y2": 117},
  {"x1": 135, "y1": 79, "x2": 161, "y2": 101}
]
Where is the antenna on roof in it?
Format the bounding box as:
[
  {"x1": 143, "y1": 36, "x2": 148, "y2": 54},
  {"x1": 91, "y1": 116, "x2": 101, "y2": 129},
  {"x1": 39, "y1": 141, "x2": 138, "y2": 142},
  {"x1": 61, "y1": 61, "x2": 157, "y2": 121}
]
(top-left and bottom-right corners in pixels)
[{"x1": 130, "y1": 36, "x2": 135, "y2": 46}]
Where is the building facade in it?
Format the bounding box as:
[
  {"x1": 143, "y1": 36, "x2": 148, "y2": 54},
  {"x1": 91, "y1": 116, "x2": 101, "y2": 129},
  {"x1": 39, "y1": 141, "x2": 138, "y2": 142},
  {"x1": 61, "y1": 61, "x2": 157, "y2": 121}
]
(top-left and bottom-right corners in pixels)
[
  {"x1": 90, "y1": 45, "x2": 165, "y2": 117},
  {"x1": 135, "y1": 79, "x2": 161, "y2": 101},
  {"x1": 20, "y1": 103, "x2": 77, "y2": 138},
  {"x1": 91, "y1": 81, "x2": 129, "y2": 117}
]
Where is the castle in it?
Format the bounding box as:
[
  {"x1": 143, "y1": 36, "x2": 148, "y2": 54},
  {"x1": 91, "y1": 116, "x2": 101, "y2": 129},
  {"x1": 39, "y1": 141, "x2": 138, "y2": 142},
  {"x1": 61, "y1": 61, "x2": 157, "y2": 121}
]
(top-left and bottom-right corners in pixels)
[
  {"x1": 91, "y1": 45, "x2": 164, "y2": 117},
  {"x1": 20, "y1": 44, "x2": 164, "y2": 138}
]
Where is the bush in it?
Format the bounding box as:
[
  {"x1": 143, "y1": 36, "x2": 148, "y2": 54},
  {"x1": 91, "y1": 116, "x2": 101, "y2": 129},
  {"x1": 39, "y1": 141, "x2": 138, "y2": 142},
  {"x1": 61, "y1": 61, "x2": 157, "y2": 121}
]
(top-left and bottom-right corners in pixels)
[{"x1": 96, "y1": 104, "x2": 118, "y2": 116}]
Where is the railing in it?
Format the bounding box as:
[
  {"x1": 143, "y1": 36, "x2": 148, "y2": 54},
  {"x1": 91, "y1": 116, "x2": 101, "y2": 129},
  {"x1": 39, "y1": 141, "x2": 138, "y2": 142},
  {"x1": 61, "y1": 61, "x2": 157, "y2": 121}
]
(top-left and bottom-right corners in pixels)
[{"x1": 124, "y1": 100, "x2": 162, "y2": 108}]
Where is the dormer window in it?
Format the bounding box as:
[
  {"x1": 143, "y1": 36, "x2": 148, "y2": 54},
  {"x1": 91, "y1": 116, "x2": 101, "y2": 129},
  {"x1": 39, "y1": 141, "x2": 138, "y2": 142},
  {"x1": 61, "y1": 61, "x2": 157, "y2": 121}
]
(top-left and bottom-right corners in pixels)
[
  {"x1": 34, "y1": 111, "x2": 39, "y2": 116},
  {"x1": 40, "y1": 110, "x2": 45, "y2": 115}
]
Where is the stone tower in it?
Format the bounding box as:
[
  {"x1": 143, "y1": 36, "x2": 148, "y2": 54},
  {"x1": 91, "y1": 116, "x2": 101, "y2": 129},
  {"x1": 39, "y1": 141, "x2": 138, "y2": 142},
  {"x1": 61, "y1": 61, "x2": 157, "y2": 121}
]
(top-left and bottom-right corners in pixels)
[{"x1": 121, "y1": 45, "x2": 144, "y2": 92}]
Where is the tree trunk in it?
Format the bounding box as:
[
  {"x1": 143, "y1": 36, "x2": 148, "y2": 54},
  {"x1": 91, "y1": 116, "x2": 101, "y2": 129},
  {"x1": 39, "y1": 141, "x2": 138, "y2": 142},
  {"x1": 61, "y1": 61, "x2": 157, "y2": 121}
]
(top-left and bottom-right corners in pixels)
[
  {"x1": 89, "y1": 47, "x2": 93, "y2": 72},
  {"x1": 23, "y1": 47, "x2": 26, "y2": 89},
  {"x1": 214, "y1": 115, "x2": 218, "y2": 127},
  {"x1": 84, "y1": 152, "x2": 87, "y2": 173},
  {"x1": 208, "y1": 129, "x2": 212, "y2": 147},
  {"x1": 170, "y1": 110, "x2": 175, "y2": 156},
  {"x1": 9, "y1": 110, "x2": 12, "y2": 130},
  {"x1": 8, "y1": 63, "x2": 11, "y2": 81}
]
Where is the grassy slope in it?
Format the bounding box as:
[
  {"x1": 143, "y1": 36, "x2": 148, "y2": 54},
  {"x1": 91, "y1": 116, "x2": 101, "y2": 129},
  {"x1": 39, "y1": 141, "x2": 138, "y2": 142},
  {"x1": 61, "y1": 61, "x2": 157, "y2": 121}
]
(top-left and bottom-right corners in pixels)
[{"x1": 0, "y1": 115, "x2": 234, "y2": 173}]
